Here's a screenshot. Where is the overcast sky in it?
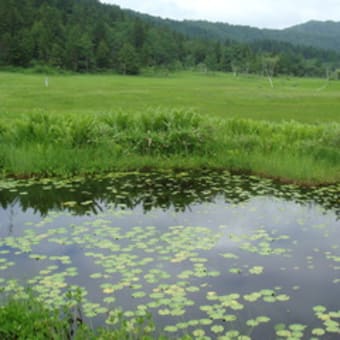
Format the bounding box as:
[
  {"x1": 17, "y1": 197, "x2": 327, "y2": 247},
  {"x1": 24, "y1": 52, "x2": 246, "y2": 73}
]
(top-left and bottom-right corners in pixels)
[{"x1": 101, "y1": 0, "x2": 340, "y2": 29}]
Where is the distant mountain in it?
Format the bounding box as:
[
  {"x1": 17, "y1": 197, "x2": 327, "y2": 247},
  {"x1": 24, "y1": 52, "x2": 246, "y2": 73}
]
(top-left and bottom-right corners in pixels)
[
  {"x1": 281, "y1": 21, "x2": 340, "y2": 51},
  {"x1": 132, "y1": 13, "x2": 340, "y2": 52}
]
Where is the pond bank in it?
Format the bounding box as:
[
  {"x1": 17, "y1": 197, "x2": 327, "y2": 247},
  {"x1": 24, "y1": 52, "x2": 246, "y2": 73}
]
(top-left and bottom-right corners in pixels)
[{"x1": 0, "y1": 110, "x2": 339, "y2": 185}]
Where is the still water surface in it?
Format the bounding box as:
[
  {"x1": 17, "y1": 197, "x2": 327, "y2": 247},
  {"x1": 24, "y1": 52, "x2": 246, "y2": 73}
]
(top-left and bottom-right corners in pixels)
[{"x1": 0, "y1": 171, "x2": 339, "y2": 339}]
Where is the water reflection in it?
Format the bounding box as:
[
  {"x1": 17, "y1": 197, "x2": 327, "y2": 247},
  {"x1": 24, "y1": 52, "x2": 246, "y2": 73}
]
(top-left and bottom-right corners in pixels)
[{"x1": 0, "y1": 171, "x2": 338, "y2": 218}]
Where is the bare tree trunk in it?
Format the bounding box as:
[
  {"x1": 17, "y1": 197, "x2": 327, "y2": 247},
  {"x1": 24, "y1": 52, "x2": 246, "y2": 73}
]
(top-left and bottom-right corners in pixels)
[{"x1": 267, "y1": 73, "x2": 274, "y2": 88}]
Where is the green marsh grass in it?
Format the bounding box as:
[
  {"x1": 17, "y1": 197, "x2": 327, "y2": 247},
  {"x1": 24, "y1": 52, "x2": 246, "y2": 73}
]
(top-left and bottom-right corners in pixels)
[
  {"x1": 0, "y1": 110, "x2": 338, "y2": 184},
  {"x1": 1, "y1": 71, "x2": 340, "y2": 123},
  {"x1": 0, "y1": 292, "x2": 161, "y2": 340},
  {"x1": 0, "y1": 293, "x2": 71, "y2": 339}
]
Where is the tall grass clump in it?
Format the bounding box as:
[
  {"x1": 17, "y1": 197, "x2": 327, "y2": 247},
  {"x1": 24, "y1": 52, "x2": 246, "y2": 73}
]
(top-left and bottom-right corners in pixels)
[
  {"x1": 0, "y1": 290, "x2": 159, "y2": 340},
  {"x1": 0, "y1": 293, "x2": 71, "y2": 339},
  {"x1": 2, "y1": 109, "x2": 214, "y2": 155},
  {"x1": 102, "y1": 109, "x2": 215, "y2": 156},
  {"x1": 217, "y1": 118, "x2": 340, "y2": 182},
  {"x1": 0, "y1": 109, "x2": 339, "y2": 183}
]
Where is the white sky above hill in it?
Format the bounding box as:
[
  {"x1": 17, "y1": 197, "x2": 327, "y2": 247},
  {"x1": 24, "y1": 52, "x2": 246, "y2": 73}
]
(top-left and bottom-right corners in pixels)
[{"x1": 101, "y1": 0, "x2": 340, "y2": 29}]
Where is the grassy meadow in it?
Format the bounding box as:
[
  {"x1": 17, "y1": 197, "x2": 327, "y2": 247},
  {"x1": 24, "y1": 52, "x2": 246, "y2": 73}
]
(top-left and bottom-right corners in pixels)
[
  {"x1": 0, "y1": 71, "x2": 339, "y2": 183},
  {"x1": 1, "y1": 71, "x2": 340, "y2": 122}
]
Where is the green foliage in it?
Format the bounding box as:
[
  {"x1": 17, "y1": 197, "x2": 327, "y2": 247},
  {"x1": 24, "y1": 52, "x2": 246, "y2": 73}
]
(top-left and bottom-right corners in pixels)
[
  {"x1": 2, "y1": 110, "x2": 214, "y2": 156},
  {"x1": 101, "y1": 110, "x2": 213, "y2": 155},
  {"x1": 117, "y1": 43, "x2": 140, "y2": 75},
  {"x1": 96, "y1": 40, "x2": 111, "y2": 69},
  {"x1": 0, "y1": 293, "x2": 69, "y2": 339},
  {"x1": 0, "y1": 108, "x2": 338, "y2": 183},
  {"x1": 0, "y1": 0, "x2": 339, "y2": 76},
  {"x1": 0, "y1": 292, "x2": 158, "y2": 340}
]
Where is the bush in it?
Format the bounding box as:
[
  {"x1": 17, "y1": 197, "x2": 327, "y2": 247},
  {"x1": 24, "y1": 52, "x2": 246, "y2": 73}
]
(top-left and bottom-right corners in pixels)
[{"x1": 0, "y1": 295, "x2": 69, "y2": 339}]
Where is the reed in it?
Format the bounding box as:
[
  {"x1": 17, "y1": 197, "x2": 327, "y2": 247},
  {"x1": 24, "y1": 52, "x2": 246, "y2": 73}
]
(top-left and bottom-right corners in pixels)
[{"x1": 0, "y1": 110, "x2": 338, "y2": 184}]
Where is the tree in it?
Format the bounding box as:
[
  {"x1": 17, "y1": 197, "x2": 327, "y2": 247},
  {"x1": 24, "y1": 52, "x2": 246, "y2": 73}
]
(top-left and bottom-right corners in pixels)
[
  {"x1": 78, "y1": 33, "x2": 95, "y2": 72},
  {"x1": 0, "y1": 0, "x2": 338, "y2": 76},
  {"x1": 334, "y1": 69, "x2": 340, "y2": 80},
  {"x1": 117, "y1": 43, "x2": 140, "y2": 75},
  {"x1": 31, "y1": 4, "x2": 64, "y2": 64},
  {"x1": 65, "y1": 27, "x2": 94, "y2": 72},
  {"x1": 204, "y1": 46, "x2": 218, "y2": 71},
  {"x1": 220, "y1": 46, "x2": 232, "y2": 72},
  {"x1": 262, "y1": 55, "x2": 280, "y2": 88},
  {"x1": 131, "y1": 19, "x2": 146, "y2": 50},
  {"x1": 50, "y1": 43, "x2": 64, "y2": 68},
  {"x1": 96, "y1": 39, "x2": 111, "y2": 69}
]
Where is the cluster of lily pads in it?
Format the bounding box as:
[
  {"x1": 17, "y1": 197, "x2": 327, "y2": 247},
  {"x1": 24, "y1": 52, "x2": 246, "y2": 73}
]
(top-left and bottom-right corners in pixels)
[
  {"x1": 274, "y1": 305, "x2": 340, "y2": 339},
  {"x1": 0, "y1": 170, "x2": 339, "y2": 217},
  {"x1": 0, "y1": 171, "x2": 339, "y2": 339}
]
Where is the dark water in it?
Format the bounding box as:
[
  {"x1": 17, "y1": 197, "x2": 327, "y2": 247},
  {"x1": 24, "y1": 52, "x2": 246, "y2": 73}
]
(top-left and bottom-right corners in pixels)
[{"x1": 0, "y1": 171, "x2": 339, "y2": 339}]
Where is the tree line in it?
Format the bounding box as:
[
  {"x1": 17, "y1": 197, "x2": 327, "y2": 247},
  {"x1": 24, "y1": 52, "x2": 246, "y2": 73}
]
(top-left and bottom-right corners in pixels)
[{"x1": 0, "y1": 0, "x2": 339, "y2": 77}]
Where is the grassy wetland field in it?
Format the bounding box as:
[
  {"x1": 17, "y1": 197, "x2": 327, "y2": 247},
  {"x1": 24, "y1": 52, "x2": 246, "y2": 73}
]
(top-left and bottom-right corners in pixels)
[
  {"x1": 0, "y1": 71, "x2": 339, "y2": 184},
  {"x1": 0, "y1": 71, "x2": 340, "y2": 339}
]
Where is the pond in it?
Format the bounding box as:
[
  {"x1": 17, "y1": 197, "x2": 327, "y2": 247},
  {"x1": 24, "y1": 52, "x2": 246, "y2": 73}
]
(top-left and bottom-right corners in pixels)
[{"x1": 0, "y1": 171, "x2": 339, "y2": 339}]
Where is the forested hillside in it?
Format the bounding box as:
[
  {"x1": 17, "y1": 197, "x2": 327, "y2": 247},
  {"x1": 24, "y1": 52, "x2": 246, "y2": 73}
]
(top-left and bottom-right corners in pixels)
[
  {"x1": 137, "y1": 14, "x2": 340, "y2": 53},
  {"x1": 0, "y1": 0, "x2": 339, "y2": 76}
]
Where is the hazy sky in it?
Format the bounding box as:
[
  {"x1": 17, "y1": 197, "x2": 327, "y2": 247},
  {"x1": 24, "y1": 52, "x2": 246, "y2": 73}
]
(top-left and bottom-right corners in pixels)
[{"x1": 101, "y1": 0, "x2": 340, "y2": 29}]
